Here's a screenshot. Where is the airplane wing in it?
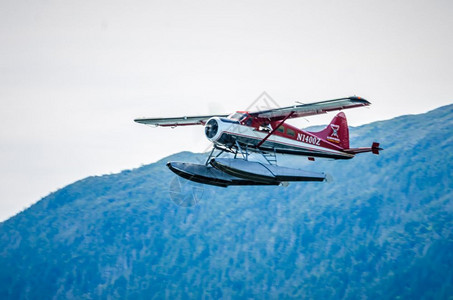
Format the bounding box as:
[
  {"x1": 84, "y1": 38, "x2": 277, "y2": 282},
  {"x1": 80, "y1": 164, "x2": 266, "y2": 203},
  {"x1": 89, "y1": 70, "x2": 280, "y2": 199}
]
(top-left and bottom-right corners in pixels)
[
  {"x1": 134, "y1": 114, "x2": 229, "y2": 127},
  {"x1": 250, "y1": 96, "x2": 370, "y2": 121}
]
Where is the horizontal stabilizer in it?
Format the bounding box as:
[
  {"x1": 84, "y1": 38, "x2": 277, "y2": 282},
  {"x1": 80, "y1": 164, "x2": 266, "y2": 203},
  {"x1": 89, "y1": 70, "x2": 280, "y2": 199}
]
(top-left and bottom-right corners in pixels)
[
  {"x1": 344, "y1": 142, "x2": 383, "y2": 155},
  {"x1": 372, "y1": 142, "x2": 383, "y2": 154}
]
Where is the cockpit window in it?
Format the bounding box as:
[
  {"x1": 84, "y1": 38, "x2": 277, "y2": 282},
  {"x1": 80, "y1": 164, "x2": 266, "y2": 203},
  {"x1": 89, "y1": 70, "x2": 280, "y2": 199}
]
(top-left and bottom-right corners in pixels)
[{"x1": 228, "y1": 112, "x2": 247, "y2": 121}]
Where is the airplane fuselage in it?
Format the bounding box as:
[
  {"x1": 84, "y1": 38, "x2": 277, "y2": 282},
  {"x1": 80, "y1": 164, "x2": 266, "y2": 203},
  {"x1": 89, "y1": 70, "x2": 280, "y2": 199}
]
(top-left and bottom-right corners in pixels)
[{"x1": 205, "y1": 116, "x2": 354, "y2": 160}]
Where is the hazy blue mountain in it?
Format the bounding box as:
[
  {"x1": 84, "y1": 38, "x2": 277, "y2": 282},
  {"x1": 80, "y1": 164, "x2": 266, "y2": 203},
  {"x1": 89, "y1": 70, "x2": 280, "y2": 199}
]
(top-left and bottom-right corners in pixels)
[{"x1": 1, "y1": 105, "x2": 452, "y2": 299}]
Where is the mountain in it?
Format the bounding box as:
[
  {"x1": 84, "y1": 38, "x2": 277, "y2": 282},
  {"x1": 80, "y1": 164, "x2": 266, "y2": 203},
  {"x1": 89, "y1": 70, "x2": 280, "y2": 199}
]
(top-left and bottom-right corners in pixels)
[{"x1": 1, "y1": 105, "x2": 452, "y2": 299}]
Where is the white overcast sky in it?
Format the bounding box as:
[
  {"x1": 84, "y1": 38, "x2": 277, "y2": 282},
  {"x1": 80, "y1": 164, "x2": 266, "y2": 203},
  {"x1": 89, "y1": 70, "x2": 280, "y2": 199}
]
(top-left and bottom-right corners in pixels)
[{"x1": 1, "y1": 0, "x2": 452, "y2": 221}]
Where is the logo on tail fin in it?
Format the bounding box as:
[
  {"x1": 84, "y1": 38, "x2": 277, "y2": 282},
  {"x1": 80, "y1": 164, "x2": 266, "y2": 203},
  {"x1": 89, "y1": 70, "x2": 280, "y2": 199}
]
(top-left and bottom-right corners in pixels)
[
  {"x1": 330, "y1": 124, "x2": 339, "y2": 137},
  {"x1": 327, "y1": 124, "x2": 340, "y2": 143}
]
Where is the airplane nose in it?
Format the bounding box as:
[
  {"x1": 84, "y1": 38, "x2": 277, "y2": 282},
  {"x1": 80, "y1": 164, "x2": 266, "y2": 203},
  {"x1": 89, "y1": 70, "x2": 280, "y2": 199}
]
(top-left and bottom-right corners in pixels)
[{"x1": 205, "y1": 118, "x2": 219, "y2": 139}]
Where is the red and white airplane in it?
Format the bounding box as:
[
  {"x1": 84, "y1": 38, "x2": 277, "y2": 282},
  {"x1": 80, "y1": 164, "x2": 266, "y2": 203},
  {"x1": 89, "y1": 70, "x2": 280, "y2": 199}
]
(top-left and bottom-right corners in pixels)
[{"x1": 135, "y1": 96, "x2": 382, "y2": 187}]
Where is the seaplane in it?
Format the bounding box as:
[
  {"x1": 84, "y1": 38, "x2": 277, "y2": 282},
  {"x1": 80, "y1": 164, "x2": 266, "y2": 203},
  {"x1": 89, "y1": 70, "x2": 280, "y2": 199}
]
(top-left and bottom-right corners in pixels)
[{"x1": 135, "y1": 96, "x2": 382, "y2": 187}]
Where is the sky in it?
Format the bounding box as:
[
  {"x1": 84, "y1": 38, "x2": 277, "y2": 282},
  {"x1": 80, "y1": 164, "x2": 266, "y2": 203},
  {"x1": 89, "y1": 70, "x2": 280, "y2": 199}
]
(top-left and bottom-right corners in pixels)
[{"x1": 0, "y1": 0, "x2": 452, "y2": 221}]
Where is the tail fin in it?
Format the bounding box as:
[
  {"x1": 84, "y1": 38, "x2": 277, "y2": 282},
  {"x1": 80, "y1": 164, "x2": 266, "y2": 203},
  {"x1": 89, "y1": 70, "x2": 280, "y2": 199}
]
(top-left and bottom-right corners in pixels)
[{"x1": 310, "y1": 112, "x2": 349, "y2": 149}]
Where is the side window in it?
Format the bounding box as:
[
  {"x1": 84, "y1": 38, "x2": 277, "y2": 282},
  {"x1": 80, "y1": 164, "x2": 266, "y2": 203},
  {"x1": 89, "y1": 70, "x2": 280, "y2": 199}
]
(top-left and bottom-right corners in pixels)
[
  {"x1": 277, "y1": 126, "x2": 285, "y2": 133},
  {"x1": 287, "y1": 128, "x2": 295, "y2": 137}
]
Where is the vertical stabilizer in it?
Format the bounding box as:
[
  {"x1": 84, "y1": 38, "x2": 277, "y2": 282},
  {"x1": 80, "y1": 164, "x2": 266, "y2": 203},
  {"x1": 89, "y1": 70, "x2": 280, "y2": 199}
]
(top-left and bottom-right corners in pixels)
[{"x1": 310, "y1": 112, "x2": 349, "y2": 149}]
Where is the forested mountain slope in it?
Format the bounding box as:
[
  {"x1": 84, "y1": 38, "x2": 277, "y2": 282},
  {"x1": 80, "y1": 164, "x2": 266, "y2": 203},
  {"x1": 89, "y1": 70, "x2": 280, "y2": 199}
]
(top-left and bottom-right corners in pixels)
[{"x1": 1, "y1": 104, "x2": 452, "y2": 299}]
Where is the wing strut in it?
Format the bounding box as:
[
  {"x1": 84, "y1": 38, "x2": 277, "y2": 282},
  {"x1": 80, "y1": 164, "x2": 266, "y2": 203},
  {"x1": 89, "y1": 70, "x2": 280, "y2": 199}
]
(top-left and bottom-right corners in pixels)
[{"x1": 256, "y1": 111, "x2": 295, "y2": 148}]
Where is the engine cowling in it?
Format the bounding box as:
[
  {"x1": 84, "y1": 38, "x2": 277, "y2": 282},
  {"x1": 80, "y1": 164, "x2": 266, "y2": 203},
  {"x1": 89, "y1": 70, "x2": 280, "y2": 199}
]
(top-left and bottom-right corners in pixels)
[
  {"x1": 204, "y1": 117, "x2": 239, "y2": 145},
  {"x1": 205, "y1": 118, "x2": 219, "y2": 139}
]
